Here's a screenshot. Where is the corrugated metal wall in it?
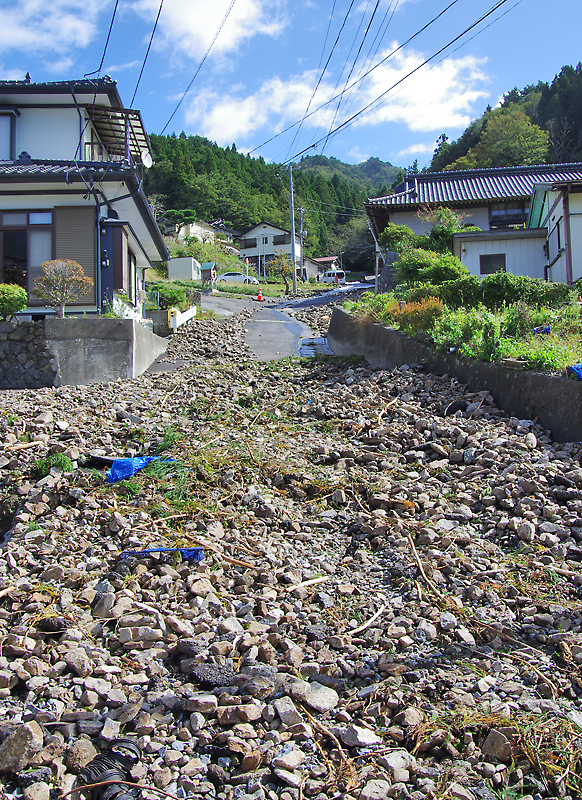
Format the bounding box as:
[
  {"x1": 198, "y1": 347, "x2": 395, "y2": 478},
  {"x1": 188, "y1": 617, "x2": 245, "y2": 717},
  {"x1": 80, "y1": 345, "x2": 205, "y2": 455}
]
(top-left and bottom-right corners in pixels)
[{"x1": 54, "y1": 206, "x2": 96, "y2": 305}]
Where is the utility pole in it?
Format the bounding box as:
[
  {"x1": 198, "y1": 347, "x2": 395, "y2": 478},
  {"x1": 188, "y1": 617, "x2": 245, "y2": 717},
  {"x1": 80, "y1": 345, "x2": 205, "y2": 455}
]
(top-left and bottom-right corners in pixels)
[
  {"x1": 299, "y1": 207, "x2": 305, "y2": 283},
  {"x1": 289, "y1": 165, "x2": 297, "y2": 294}
]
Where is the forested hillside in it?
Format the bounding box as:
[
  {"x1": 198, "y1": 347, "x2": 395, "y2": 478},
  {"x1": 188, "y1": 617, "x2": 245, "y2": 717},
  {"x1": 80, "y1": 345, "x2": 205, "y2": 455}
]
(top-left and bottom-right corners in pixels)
[
  {"x1": 144, "y1": 133, "x2": 398, "y2": 265},
  {"x1": 429, "y1": 62, "x2": 582, "y2": 171}
]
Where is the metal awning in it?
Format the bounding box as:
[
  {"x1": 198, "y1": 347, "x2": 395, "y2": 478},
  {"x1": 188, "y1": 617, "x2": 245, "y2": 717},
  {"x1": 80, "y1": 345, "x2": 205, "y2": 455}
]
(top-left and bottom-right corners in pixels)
[{"x1": 85, "y1": 105, "x2": 152, "y2": 162}]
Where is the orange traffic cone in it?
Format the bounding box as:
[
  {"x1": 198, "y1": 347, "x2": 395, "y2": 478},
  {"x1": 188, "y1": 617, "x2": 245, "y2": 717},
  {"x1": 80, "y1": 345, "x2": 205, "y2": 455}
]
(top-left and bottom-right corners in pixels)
[{"x1": 257, "y1": 287, "x2": 263, "y2": 301}]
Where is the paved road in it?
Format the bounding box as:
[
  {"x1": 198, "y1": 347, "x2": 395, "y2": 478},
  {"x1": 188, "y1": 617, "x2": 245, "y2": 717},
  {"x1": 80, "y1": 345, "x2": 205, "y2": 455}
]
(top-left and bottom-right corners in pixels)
[
  {"x1": 199, "y1": 285, "x2": 371, "y2": 360},
  {"x1": 201, "y1": 292, "x2": 315, "y2": 360}
]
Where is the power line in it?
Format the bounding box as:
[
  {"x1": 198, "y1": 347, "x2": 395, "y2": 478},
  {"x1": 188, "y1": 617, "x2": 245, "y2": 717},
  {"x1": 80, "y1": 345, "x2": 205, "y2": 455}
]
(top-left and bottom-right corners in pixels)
[
  {"x1": 285, "y1": 0, "x2": 337, "y2": 159},
  {"x1": 322, "y1": 0, "x2": 381, "y2": 152},
  {"x1": 282, "y1": 0, "x2": 517, "y2": 165},
  {"x1": 130, "y1": 0, "x2": 165, "y2": 107},
  {"x1": 284, "y1": 0, "x2": 357, "y2": 161},
  {"x1": 85, "y1": 0, "x2": 119, "y2": 78},
  {"x1": 160, "y1": 0, "x2": 238, "y2": 135},
  {"x1": 248, "y1": 0, "x2": 461, "y2": 158}
]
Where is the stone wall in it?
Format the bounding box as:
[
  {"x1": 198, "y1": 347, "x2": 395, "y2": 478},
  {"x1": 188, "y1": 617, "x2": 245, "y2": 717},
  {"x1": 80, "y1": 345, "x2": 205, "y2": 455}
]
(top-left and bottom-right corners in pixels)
[
  {"x1": 328, "y1": 306, "x2": 582, "y2": 443},
  {"x1": 0, "y1": 321, "x2": 57, "y2": 389},
  {"x1": 0, "y1": 318, "x2": 167, "y2": 389}
]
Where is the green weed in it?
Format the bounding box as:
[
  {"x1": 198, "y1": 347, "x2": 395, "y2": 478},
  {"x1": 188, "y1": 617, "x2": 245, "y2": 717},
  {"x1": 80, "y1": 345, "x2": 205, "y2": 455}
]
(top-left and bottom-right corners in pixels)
[{"x1": 32, "y1": 453, "x2": 74, "y2": 479}]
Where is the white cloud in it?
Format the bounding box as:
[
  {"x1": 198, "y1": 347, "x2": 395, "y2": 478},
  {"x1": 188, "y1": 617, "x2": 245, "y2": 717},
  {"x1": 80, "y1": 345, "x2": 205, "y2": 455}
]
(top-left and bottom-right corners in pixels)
[
  {"x1": 103, "y1": 60, "x2": 141, "y2": 74},
  {"x1": 133, "y1": 0, "x2": 287, "y2": 61},
  {"x1": 0, "y1": 65, "x2": 27, "y2": 81},
  {"x1": 348, "y1": 147, "x2": 371, "y2": 162},
  {"x1": 0, "y1": 0, "x2": 101, "y2": 53},
  {"x1": 183, "y1": 44, "x2": 489, "y2": 146},
  {"x1": 396, "y1": 141, "x2": 435, "y2": 158},
  {"x1": 351, "y1": 47, "x2": 489, "y2": 132}
]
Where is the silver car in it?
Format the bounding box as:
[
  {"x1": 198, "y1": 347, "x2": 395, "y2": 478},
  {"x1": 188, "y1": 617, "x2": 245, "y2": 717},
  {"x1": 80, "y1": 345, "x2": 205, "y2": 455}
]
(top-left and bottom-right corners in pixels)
[{"x1": 217, "y1": 271, "x2": 259, "y2": 284}]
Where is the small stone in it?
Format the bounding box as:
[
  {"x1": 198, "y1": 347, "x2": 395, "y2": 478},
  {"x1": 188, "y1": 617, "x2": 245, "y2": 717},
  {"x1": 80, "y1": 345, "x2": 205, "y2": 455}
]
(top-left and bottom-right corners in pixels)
[
  {"x1": 335, "y1": 724, "x2": 382, "y2": 747},
  {"x1": 23, "y1": 783, "x2": 50, "y2": 800},
  {"x1": 359, "y1": 779, "x2": 392, "y2": 800},
  {"x1": 482, "y1": 729, "x2": 512, "y2": 762},
  {"x1": 274, "y1": 697, "x2": 303, "y2": 726},
  {"x1": 65, "y1": 739, "x2": 98, "y2": 773},
  {"x1": 0, "y1": 722, "x2": 44, "y2": 773}
]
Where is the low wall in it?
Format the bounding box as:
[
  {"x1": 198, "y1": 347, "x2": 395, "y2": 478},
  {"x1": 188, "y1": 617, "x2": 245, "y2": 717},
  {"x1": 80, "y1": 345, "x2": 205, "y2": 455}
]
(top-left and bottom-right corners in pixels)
[
  {"x1": 328, "y1": 307, "x2": 582, "y2": 443},
  {"x1": 0, "y1": 321, "x2": 58, "y2": 389},
  {"x1": 0, "y1": 319, "x2": 167, "y2": 389}
]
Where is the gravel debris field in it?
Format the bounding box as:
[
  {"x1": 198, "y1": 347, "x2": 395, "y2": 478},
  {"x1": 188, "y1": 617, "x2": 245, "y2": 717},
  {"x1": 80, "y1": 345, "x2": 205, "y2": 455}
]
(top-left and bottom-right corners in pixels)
[{"x1": 1, "y1": 306, "x2": 582, "y2": 800}]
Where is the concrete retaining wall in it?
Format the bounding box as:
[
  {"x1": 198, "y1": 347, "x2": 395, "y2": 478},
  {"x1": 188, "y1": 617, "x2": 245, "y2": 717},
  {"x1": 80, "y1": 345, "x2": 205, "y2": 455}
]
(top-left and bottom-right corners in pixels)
[
  {"x1": 328, "y1": 307, "x2": 582, "y2": 443},
  {"x1": 0, "y1": 319, "x2": 167, "y2": 388},
  {"x1": 0, "y1": 321, "x2": 58, "y2": 389}
]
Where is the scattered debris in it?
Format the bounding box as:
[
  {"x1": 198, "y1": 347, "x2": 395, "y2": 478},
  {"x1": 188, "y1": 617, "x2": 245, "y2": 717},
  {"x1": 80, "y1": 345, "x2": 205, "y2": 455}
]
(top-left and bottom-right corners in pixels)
[{"x1": 1, "y1": 306, "x2": 582, "y2": 800}]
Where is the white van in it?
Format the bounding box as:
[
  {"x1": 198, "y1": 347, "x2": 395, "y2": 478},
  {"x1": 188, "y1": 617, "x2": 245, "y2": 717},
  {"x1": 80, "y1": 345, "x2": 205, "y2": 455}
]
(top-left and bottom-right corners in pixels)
[{"x1": 321, "y1": 269, "x2": 346, "y2": 285}]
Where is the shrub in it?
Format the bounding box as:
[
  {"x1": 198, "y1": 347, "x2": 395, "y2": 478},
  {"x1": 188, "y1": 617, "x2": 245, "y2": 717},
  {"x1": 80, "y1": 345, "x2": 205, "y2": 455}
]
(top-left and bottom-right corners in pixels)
[
  {"x1": 389, "y1": 297, "x2": 444, "y2": 336},
  {"x1": 394, "y1": 248, "x2": 469, "y2": 285},
  {"x1": 378, "y1": 223, "x2": 425, "y2": 253},
  {"x1": 32, "y1": 259, "x2": 93, "y2": 317},
  {"x1": 0, "y1": 284, "x2": 27, "y2": 319},
  {"x1": 146, "y1": 281, "x2": 188, "y2": 310},
  {"x1": 32, "y1": 453, "x2": 74, "y2": 479}
]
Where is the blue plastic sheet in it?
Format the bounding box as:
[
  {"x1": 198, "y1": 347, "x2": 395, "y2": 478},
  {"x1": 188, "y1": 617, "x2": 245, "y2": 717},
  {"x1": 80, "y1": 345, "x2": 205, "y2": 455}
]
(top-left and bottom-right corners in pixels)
[
  {"x1": 106, "y1": 456, "x2": 157, "y2": 483},
  {"x1": 120, "y1": 547, "x2": 204, "y2": 563},
  {"x1": 533, "y1": 325, "x2": 551, "y2": 335},
  {"x1": 567, "y1": 364, "x2": 582, "y2": 381}
]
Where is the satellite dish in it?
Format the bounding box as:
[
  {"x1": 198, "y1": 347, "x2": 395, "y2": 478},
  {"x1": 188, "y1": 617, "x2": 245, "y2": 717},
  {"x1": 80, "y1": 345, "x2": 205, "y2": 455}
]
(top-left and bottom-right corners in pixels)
[{"x1": 141, "y1": 150, "x2": 153, "y2": 168}]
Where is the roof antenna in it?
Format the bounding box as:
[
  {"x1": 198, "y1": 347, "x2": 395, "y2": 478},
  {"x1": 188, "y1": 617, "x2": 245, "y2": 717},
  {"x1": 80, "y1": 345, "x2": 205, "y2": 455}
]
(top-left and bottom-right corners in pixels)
[{"x1": 24, "y1": 72, "x2": 31, "y2": 83}]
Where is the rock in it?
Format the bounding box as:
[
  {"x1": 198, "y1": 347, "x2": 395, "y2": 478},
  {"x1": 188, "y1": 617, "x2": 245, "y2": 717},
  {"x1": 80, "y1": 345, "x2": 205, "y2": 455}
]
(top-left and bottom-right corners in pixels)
[
  {"x1": 22, "y1": 783, "x2": 50, "y2": 800},
  {"x1": 272, "y1": 748, "x2": 306, "y2": 770},
  {"x1": 360, "y1": 779, "x2": 392, "y2": 800},
  {"x1": 274, "y1": 697, "x2": 303, "y2": 726},
  {"x1": 64, "y1": 649, "x2": 93, "y2": 678},
  {"x1": 393, "y1": 707, "x2": 425, "y2": 727},
  {"x1": 65, "y1": 739, "x2": 98, "y2": 773},
  {"x1": 0, "y1": 722, "x2": 44, "y2": 773},
  {"x1": 482, "y1": 729, "x2": 512, "y2": 762},
  {"x1": 335, "y1": 724, "x2": 383, "y2": 747}
]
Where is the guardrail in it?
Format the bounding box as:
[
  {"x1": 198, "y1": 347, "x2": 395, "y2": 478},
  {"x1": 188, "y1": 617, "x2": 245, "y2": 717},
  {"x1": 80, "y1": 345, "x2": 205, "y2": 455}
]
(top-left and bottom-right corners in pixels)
[{"x1": 168, "y1": 306, "x2": 198, "y2": 332}]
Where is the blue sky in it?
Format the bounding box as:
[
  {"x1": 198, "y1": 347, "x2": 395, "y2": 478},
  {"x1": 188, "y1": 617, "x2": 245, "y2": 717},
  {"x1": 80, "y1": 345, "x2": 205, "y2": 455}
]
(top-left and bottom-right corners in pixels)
[{"x1": 0, "y1": 0, "x2": 580, "y2": 168}]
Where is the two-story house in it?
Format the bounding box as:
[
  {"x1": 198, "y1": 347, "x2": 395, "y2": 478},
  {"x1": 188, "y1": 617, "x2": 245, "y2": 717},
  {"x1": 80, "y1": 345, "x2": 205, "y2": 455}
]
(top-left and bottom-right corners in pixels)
[
  {"x1": 0, "y1": 76, "x2": 168, "y2": 316},
  {"x1": 365, "y1": 163, "x2": 582, "y2": 282},
  {"x1": 238, "y1": 221, "x2": 301, "y2": 278}
]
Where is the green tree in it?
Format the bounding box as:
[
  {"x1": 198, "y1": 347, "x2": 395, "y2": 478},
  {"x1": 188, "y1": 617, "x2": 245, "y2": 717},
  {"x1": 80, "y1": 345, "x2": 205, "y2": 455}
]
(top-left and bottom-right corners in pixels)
[
  {"x1": 32, "y1": 260, "x2": 94, "y2": 317},
  {"x1": 0, "y1": 284, "x2": 27, "y2": 319},
  {"x1": 265, "y1": 250, "x2": 294, "y2": 293},
  {"x1": 445, "y1": 110, "x2": 550, "y2": 170}
]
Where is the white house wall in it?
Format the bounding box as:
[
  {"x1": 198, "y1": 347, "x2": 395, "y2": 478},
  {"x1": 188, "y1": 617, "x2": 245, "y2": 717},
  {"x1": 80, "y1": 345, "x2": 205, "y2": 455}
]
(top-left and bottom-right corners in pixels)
[
  {"x1": 569, "y1": 192, "x2": 582, "y2": 282},
  {"x1": 389, "y1": 206, "x2": 490, "y2": 234},
  {"x1": 458, "y1": 235, "x2": 547, "y2": 279},
  {"x1": 16, "y1": 108, "x2": 80, "y2": 161}
]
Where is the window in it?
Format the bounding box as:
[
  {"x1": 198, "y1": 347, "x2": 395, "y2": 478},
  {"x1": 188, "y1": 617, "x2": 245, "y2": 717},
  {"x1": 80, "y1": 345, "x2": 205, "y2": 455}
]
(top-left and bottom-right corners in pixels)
[
  {"x1": 0, "y1": 210, "x2": 53, "y2": 294},
  {"x1": 480, "y1": 253, "x2": 506, "y2": 275},
  {"x1": 0, "y1": 109, "x2": 19, "y2": 161}
]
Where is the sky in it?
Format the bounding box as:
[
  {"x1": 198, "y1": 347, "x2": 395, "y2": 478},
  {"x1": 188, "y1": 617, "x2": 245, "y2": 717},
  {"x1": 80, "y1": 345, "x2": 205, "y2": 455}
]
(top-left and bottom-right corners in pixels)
[{"x1": 0, "y1": 0, "x2": 581, "y2": 169}]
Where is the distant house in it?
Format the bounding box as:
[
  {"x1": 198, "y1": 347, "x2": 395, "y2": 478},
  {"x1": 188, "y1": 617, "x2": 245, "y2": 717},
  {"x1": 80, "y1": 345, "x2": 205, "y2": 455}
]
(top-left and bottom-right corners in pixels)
[
  {"x1": 0, "y1": 76, "x2": 168, "y2": 316},
  {"x1": 311, "y1": 256, "x2": 340, "y2": 273},
  {"x1": 238, "y1": 221, "x2": 301, "y2": 277},
  {"x1": 528, "y1": 179, "x2": 582, "y2": 284},
  {"x1": 177, "y1": 219, "x2": 240, "y2": 257},
  {"x1": 365, "y1": 163, "x2": 582, "y2": 282}
]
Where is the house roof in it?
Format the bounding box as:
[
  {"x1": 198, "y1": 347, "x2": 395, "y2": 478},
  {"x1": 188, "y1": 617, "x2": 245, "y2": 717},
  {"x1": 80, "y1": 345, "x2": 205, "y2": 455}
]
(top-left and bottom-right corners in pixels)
[
  {"x1": 0, "y1": 77, "x2": 123, "y2": 108},
  {"x1": 240, "y1": 220, "x2": 297, "y2": 238},
  {"x1": 366, "y1": 163, "x2": 582, "y2": 209},
  {"x1": 0, "y1": 158, "x2": 168, "y2": 262}
]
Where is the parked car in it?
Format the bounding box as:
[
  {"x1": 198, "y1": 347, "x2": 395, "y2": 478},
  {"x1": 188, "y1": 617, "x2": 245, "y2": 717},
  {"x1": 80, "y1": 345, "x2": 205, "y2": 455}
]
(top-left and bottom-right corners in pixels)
[
  {"x1": 217, "y1": 271, "x2": 259, "y2": 284},
  {"x1": 321, "y1": 269, "x2": 346, "y2": 285}
]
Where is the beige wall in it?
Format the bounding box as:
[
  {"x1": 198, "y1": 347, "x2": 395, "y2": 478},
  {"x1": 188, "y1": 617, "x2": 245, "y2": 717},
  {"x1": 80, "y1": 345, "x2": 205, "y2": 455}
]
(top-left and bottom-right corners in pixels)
[
  {"x1": 388, "y1": 206, "x2": 490, "y2": 234},
  {"x1": 569, "y1": 192, "x2": 582, "y2": 283},
  {"x1": 16, "y1": 108, "x2": 80, "y2": 160},
  {"x1": 458, "y1": 235, "x2": 547, "y2": 280}
]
